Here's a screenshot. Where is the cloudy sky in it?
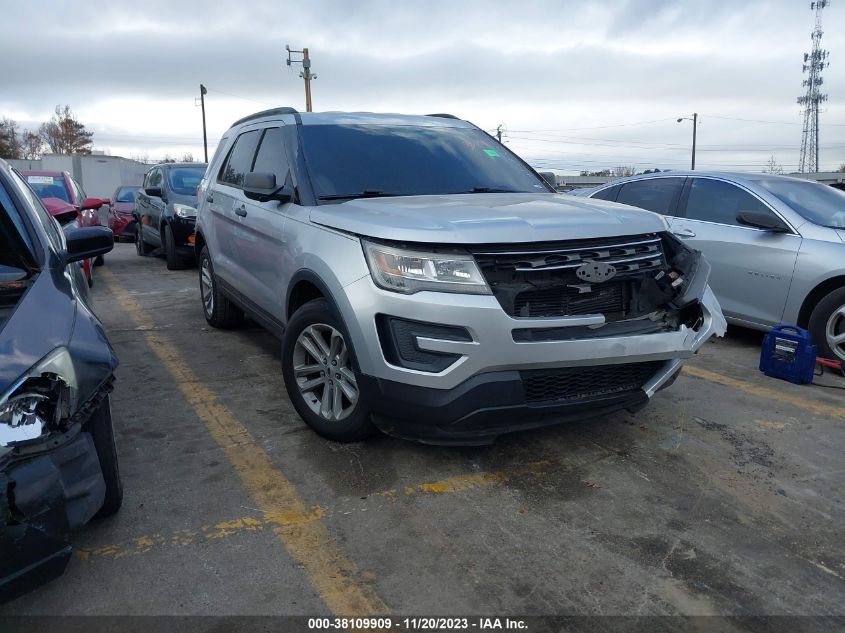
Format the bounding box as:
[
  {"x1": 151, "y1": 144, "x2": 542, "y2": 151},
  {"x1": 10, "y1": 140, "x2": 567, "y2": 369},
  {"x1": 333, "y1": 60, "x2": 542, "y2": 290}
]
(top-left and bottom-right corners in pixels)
[{"x1": 3, "y1": 0, "x2": 844, "y2": 173}]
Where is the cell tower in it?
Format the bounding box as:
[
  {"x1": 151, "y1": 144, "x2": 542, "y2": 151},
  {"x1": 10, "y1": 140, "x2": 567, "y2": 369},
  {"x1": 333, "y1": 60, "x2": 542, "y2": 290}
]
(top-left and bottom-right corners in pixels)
[{"x1": 798, "y1": 1, "x2": 830, "y2": 173}]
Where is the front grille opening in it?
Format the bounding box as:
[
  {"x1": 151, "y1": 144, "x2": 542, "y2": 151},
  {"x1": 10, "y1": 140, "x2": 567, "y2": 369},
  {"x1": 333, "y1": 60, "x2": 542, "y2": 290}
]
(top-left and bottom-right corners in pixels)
[
  {"x1": 471, "y1": 234, "x2": 672, "y2": 321},
  {"x1": 521, "y1": 361, "x2": 664, "y2": 403}
]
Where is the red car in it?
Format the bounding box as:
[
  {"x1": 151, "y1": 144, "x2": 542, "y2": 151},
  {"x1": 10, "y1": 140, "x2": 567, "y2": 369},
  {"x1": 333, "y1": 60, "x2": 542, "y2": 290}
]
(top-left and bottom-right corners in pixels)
[
  {"x1": 21, "y1": 170, "x2": 107, "y2": 287},
  {"x1": 106, "y1": 185, "x2": 141, "y2": 241}
]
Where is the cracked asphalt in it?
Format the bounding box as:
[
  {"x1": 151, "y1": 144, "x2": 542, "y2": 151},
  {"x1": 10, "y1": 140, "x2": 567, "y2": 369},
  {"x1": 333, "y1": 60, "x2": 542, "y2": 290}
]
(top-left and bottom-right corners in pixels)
[{"x1": 1, "y1": 243, "x2": 843, "y2": 622}]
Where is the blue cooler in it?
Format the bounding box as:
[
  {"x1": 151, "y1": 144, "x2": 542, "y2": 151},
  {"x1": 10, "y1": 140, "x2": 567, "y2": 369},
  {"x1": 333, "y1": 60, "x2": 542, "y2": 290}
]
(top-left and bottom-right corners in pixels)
[{"x1": 759, "y1": 324, "x2": 816, "y2": 384}]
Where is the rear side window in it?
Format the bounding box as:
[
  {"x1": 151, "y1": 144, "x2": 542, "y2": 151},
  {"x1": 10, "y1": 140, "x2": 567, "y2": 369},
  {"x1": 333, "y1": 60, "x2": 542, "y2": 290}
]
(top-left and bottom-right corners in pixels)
[
  {"x1": 592, "y1": 184, "x2": 621, "y2": 202},
  {"x1": 218, "y1": 130, "x2": 261, "y2": 188},
  {"x1": 684, "y1": 178, "x2": 772, "y2": 226},
  {"x1": 616, "y1": 178, "x2": 683, "y2": 216},
  {"x1": 252, "y1": 128, "x2": 289, "y2": 185}
]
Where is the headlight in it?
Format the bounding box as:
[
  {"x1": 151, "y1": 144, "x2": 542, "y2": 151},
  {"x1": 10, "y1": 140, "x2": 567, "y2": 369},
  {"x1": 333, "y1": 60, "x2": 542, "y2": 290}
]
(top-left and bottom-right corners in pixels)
[
  {"x1": 362, "y1": 240, "x2": 490, "y2": 295},
  {"x1": 173, "y1": 204, "x2": 197, "y2": 218},
  {"x1": 0, "y1": 349, "x2": 77, "y2": 455}
]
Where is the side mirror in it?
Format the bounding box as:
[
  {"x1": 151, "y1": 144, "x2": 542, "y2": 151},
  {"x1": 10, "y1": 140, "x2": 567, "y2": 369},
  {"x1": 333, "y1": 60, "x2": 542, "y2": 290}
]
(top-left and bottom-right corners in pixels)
[
  {"x1": 64, "y1": 226, "x2": 114, "y2": 264},
  {"x1": 736, "y1": 210, "x2": 790, "y2": 233},
  {"x1": 145, "y1": 187, "x2": 163, "y2": 198},
  {"x1": 81, "y1": 197, "x2": 104, "y2": 211},
  {"x1": 243, "y1": 172, "x2": 292, "y2": 203}
]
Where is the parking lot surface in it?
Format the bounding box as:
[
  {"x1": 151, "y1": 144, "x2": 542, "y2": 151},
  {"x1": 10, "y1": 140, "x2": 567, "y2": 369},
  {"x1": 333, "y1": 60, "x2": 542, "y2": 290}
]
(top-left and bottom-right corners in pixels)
[{"x1": 2, "y1": 244, "x2": 844, "y2": 618}]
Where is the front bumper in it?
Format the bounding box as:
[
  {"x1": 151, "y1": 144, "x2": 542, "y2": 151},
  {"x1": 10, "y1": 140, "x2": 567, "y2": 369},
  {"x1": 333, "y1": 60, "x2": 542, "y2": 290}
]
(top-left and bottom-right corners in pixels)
[
  {"x1": 342, "y1": 276, "x2": 726, "y2": 391},
  {"x1": 170, "y1": 217, "x2": 197, "y2": 256},
  {"x1": 0, "y1": 432, "x2": 105, "y2": 604}
]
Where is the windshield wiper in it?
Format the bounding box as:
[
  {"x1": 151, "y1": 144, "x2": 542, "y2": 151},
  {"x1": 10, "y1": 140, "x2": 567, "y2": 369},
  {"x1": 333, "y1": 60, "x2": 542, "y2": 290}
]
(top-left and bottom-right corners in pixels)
[
  {"x1": 453, "y1": 187, "x2": 521, "y2": 194},
  {"x1": 317, "y1": 190, "x2": 405, "y2": 201}
]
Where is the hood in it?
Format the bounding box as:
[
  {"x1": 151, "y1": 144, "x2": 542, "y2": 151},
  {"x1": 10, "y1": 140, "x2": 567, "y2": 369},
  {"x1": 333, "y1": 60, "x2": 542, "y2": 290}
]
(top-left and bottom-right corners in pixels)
[
  {"x1": 112, "y1": 201, "x2": 134, "y2": 214},
  {"x1": 41, "y1": 198, "x2": 77, "y2": 218},
  {"x1": 0, "y1": 267, "x2": 75, "y2": 396},
  {"x1": 168, "y1": 191, "x2": 199, "y2": 207},
  {"x1": 309, "y1": 193, "x2": 668, "y2": 244}
]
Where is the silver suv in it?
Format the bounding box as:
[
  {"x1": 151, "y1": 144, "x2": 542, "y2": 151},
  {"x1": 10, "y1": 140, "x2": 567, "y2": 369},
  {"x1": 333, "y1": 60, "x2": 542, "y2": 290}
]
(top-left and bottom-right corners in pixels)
[{"x1": 195, "y1": 109, "x2": 725, "y2": 444}]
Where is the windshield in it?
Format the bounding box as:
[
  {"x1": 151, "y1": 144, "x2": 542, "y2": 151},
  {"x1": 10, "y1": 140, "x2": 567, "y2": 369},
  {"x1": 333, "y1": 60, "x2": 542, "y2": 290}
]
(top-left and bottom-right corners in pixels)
[
  {"x1": 756, "y1": 178, "x2": 845, "y2": 228},
  {"x1": 299, "y1": 124, "x2": 551, "y2": 200},
  {"x1": 167, "y1": 167, "x2": 205, "y2": 196},
  {"x1": 115, "y1": 186, "x2": 140, "y2": 202},
  {"x1": 24, "y1": 175, "x2": 71, "y2": 203}
]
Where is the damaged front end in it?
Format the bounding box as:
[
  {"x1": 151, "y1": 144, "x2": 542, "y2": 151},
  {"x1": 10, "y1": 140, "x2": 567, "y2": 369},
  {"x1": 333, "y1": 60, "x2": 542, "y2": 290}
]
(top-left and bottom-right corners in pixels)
[
  {"x1": 0, "y1": 349, "x2": 113, "y2": 604},
  {"x1": 473, "y1": 231, "x2": 721, "y2": 343}
]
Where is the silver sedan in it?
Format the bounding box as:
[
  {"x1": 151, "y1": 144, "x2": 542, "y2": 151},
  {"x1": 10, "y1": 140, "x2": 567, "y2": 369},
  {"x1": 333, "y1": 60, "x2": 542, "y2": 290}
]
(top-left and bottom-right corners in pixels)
[{"x1": 582, "y1": 171, "x2": 845, "y2": 361}]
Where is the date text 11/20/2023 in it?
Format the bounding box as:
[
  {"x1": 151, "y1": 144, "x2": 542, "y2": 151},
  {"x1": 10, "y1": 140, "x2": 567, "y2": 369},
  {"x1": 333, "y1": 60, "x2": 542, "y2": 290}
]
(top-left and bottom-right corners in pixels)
[{"x1": 307, "y1": 617, "x2": 528, "y2": 630}]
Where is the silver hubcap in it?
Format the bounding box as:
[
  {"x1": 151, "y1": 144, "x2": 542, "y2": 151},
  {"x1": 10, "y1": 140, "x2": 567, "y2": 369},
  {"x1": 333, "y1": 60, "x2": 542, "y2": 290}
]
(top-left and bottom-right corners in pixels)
[
  {"x1": 825, "y1": 305, "x2": 845, "y2": 361},
  {"x1": 200, "y1": 259, "x2": 214, "y2": 317},
  {"x1": 293, "y1": 324, "x2": 358, "y2": 421}
]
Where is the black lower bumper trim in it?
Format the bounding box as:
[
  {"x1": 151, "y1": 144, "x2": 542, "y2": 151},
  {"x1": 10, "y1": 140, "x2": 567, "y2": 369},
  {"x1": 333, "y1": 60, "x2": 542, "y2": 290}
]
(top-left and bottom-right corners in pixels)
[{"x1": 359, "y1": 367, "x2": 656, "y2": 444}]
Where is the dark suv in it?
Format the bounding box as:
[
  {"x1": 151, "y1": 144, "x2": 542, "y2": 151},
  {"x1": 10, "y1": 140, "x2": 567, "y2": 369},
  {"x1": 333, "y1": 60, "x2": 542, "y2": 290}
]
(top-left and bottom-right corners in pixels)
[{"x1": 134, "y1": 162, "x2": 207, "y2": 269}]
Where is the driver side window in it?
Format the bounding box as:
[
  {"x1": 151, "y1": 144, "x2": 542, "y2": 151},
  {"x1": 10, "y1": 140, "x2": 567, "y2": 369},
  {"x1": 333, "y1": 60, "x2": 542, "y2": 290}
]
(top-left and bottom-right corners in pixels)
[{"x1": 684, "y1": 178, "x2": 774, "y2": 227}]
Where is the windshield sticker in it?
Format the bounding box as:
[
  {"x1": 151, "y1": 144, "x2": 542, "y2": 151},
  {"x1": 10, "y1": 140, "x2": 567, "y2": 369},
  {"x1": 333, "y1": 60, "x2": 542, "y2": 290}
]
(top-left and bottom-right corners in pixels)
[
  {"x1": 27, "y1": 176, "x2": 55, "y2": 184},
  {"x1": 483, "y1": 149, "x2": 500, "y2": 157}
]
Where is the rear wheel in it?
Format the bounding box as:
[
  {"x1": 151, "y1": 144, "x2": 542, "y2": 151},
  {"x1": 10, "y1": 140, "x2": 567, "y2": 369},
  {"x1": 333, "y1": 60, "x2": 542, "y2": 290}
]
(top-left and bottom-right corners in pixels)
[
  {"x1": 164, "y1": 224, "x2": 185, "y2": 270},
  {"x1": 282, "y1": 298, "x2": 375, "y2": 442},
  {"x1": 135, "y1": 223, "x2": 152, "y2": 256},
  {"x1": 199, "y1": 246, "x2": 243, "y2": 328},
  {"x1": 94, "y1": 254, "x2": 105, "y2": 267},
  {"x1": 84, "y1": 395, "x2": 123, "y2": 517},
  {"x1": 809, "y1": 287, "x2": 845, "y2": 362}
]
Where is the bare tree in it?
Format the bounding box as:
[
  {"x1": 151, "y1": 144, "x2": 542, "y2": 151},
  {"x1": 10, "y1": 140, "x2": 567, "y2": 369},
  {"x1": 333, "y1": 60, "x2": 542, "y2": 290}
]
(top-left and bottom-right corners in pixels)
[
  {"x1": 0, "y1": 118, "x2": 22, "y2": 159},
  {"x1": 611, "y1": 166, "x2": 637, "y2": 177},
  {"x1": 39, "y1": 105, "x2": 94, "y2": 155},
  {"x1": 20, "y1": 130, "x2": 44, "y2": 160},
  {"x1": 837, "y1": 163, "x2": 845, "y2": 173},
  {"x1": 763, "y1": 155, "x2": 784, "y2": 175},
  {"x1": 181, "y1": 152, "x2": 194, "y2": 163}
]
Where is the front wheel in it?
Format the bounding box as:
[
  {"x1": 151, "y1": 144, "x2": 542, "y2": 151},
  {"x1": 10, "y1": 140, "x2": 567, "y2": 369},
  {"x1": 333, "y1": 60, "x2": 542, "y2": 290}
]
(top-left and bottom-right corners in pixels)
[
  {"x1": 198, "y1": 246, "x2": 243, "y2": 328},
  {"x1": 281, "y1": 298, "x2": 375, "y2": 442},
  {"x1": 84, "y1": 394, "x2": 123, "y2": 517},
  {"x1": 809, "y1": 287, "x2": 845, "y2": 362},
  {"x1": 164, "y1": 224, "x2": 185, "y2": 270},
  {"x1": 135, "y1": 223, "x2": 152, "y2": 256}
]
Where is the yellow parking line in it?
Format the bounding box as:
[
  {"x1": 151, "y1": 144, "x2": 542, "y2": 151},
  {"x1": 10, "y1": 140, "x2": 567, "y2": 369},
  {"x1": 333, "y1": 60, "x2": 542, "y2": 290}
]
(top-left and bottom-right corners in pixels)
[
  {"x1": 682, "y1": 365, "x2": 844, "y2": 419},
  {"x1": 76, "y1": 458, "x2": 555, "y2": 563},
  {"x1": 99, "y1": 268, "x2": 387, "y2": 616}
]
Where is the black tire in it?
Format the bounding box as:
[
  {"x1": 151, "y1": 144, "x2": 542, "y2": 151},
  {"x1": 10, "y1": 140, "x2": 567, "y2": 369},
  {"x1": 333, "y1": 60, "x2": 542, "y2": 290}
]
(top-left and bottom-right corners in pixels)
[
  {"x1": 94, "y1": 254, "x2": 105, "y2": 267},
  {"x1": 84, "y1": 394, "x2": 123, "y2": 517},
  {"x1": 199, "y1": 246, "x2": 243, "y2": 328},
  {"x1": 282, "y1": 298, "x2": 376, "y2": 442},
  {"x1": 164, "y1": 224, "x2": 185, "y2": 270},
  {"x1": 135, "y1": 222, "x2": 152, "y2": 256},
  {"x1": 808, "y1": 286, "x2": 845, "y2": 361}
]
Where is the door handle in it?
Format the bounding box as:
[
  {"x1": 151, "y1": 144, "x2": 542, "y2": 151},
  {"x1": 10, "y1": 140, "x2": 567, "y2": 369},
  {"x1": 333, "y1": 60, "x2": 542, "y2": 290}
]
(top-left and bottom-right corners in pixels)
[
  {"x1": 206, "y1": 193, "x2": 214, "y2": 203},
  {"x1": 235, "y1": 204, "x2": 247, "y2": 218},
  {"x1": 671, "y1": 228, "x2": 696, "y2": 238}
]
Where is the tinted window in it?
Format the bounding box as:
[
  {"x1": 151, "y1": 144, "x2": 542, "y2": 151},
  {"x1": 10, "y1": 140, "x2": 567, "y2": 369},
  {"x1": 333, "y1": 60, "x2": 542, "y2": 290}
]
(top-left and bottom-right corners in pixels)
[
  {"x1": 70, "y1": 178, "x2": 85, "y2": 204},
  {"x1": 617, "y1": 178, "x2": 683, "y2": 215},
  {"x1": 219, "y1": 130, "x2": 261, "y2": 187},
  {"x1": 685, "y1": 178, "x2": 772, "y2": 226},
  {"x1": 10, "y1": 170, "x2": 60, "y2": 250},
  {"x1": 252, "y1": 128, "x2": 289, "y2": 185},
  {"x1": 25, "y1": 174, "x2": 71, "y2": 203},
  {"x1": 755, "y1": 178, "x2": 845, "y2": 229},
  {"x1": 299, "y1": 124, "x2": 550, "y2": 200},
  {"x1": 115, "y1": 186, "x2": 140, "y2": 202},
  {"x1": 593, "y1": 184, "x2": 621, "y2": 202},
  {"x1": 167, "y1": 167, "x2": 205, "y2": 196},
  {"x1": 147, "y1": 169, "x2": 163, "y2": 188}
]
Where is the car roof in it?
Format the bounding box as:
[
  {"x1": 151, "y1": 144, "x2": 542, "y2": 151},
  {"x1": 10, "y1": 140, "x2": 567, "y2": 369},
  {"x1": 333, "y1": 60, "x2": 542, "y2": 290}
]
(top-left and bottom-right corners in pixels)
[
  {"x1": 597, "y1": 170, "x2": 820, "y2": 188},
  {"x1": 149, "y1": 162, "x2": 208, "y2": 170},
  {"x1": 229, "y1": 109, "x2": 475, "y2": 131}
]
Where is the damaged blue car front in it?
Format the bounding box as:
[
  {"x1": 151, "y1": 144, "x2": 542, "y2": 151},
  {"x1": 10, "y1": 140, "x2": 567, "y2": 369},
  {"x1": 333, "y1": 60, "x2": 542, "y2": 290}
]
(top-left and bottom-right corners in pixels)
[{"x1": 0, "y1": 158, "x2": 121, "y2": 604}]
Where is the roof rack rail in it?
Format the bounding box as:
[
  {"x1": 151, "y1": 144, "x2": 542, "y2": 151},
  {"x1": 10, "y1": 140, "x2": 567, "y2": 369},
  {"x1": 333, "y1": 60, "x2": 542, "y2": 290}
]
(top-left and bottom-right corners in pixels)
[
  {"x1": 425, "y1": 113, "x2": 460, "y2": 120},
  {"x1": 230, "y1": 107, "x2": 299, "y2": 128}
]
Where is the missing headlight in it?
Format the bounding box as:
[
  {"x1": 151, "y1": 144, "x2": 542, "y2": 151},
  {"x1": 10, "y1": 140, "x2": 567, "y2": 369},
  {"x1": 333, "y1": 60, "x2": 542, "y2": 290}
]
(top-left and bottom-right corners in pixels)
[{"x1": 0, "y1": 374, "x2": 71, "y2": 448}]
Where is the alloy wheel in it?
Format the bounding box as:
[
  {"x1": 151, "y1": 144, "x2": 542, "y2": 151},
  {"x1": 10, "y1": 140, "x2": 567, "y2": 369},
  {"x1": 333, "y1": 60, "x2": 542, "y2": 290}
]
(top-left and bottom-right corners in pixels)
[
  {"x1": 825, "y1": 305, "x2": 845, "y2": 362},
  {"x1": 292, "y1": 324, "x2": 358, "y2": 421},
  {"x1": 200, "y1": 257, "x2": 214, "y2": 317}
]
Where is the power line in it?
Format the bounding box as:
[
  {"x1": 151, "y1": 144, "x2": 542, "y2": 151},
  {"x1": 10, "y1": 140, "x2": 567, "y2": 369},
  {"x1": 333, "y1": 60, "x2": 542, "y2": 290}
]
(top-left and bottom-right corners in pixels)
[{"x1": 203, "y1": 87, "x2": 275, "y2": 106}]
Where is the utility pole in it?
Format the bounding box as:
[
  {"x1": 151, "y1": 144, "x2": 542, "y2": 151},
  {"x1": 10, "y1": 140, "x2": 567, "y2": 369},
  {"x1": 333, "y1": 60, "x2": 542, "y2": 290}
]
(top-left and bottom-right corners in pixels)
[
  {"x1": 677, "y1": 113, "x2": 698, "y2": 170},
  {"x1": 798, "y1": 1, "x2": 829, "y2": 173},
  {"x1": 286, "y1": 45, "x2": 317, "y2": 112},
  {"x1": 199, "y1": 84, "x2": 208, "y2": 163}
]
